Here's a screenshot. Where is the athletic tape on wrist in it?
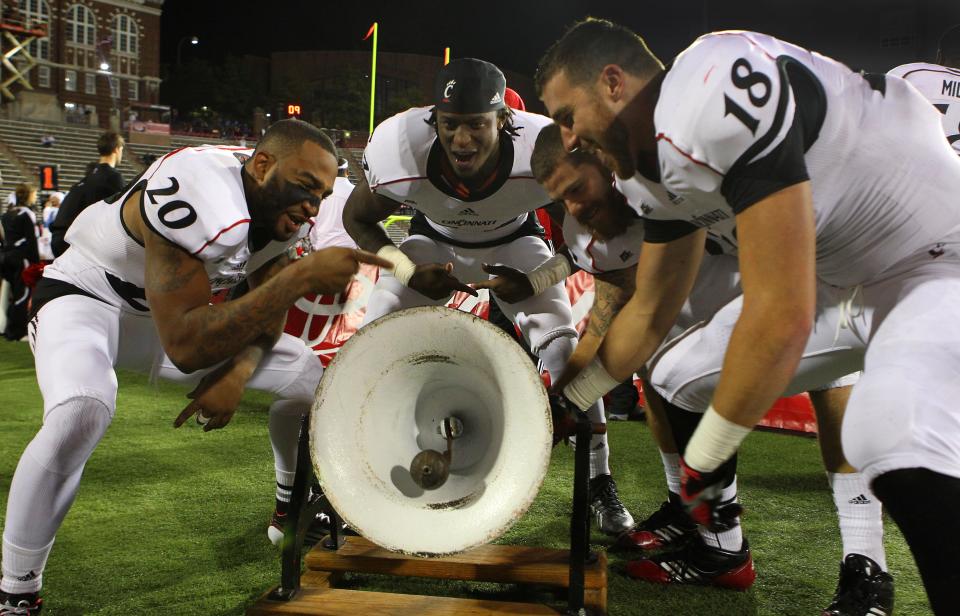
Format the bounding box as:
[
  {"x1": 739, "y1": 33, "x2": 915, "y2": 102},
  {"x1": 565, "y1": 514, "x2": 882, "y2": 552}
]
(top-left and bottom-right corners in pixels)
[
  {"x1": 563, "y1": 358, "x2": 620, "y2": 412},
  {"x1": 527, "y1": 254, "x2": 572, "y2": 296},
  {"x1": 377, "y1": 245, "x2": 417, "y2": 286},
  {"x1": 683, "y1": 405, "x2": 752, "y2": 473}
]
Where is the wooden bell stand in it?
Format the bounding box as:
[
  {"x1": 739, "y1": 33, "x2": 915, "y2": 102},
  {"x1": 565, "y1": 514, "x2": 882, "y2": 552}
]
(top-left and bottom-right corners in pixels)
[{"x1": 248, "y1": 415, "x2": 607, "y2": 615}]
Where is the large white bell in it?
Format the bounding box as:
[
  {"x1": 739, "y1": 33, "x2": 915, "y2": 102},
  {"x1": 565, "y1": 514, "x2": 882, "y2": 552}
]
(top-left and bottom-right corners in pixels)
[{"x1": 310, "y1": 306, "x2": 552, "y2": 557}]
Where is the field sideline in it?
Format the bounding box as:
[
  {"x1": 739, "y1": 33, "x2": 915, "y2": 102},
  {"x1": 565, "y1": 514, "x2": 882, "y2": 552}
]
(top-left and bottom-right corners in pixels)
[{"x1": 0, "y1": 342, "x2": 930, "y2": 615}]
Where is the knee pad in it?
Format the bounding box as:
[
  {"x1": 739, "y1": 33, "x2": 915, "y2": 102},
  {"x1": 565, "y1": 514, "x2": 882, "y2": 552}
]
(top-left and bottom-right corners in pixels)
[
  {"x1": 29, "y1": 396, "x2": 112, "y2": 476},
  {"x1": 274, "y1": 352, "x2": 324, "y2": 406}
]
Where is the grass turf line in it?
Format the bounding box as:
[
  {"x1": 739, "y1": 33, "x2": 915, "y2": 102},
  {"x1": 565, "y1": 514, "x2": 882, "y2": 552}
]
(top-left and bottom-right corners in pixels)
[{"x1": 0, "y1": 341, "x2": 931, "y2": 615}]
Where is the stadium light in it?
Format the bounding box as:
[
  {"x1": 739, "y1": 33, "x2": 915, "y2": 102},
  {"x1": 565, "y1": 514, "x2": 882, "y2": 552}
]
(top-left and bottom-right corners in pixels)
[{"x1": 177, "y1": 35, "x2": 200, "y2": 66}]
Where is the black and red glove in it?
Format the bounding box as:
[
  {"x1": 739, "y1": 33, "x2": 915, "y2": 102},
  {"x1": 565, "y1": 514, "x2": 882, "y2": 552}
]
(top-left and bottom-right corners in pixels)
[
  {"x1": 679, "y1": 457, "x2": 743, "y2": 531},
  {"x1": 549, "y1": 392, "x2": 579, "y2": 447}
]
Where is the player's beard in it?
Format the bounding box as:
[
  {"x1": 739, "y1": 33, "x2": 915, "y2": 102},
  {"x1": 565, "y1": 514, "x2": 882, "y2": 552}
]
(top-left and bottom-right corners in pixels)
[
  {"x1": 249, "y1": 174, "x2": 313, "y2": 241},
  {"x1": 598, "y1": 117, "x2": 635, "y2": 179}
]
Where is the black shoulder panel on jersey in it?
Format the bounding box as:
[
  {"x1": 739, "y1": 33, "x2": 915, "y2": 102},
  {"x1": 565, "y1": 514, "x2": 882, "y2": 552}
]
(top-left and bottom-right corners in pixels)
[
  {"x1": 642, "y1": 218, "x2": 701, "y2": 244},
  {"x1": 721, "y1": 55, "x2": 822, "y2": 215},
  {"x1": 860, "y1": 72, "x2": 887, "y2": 96}
]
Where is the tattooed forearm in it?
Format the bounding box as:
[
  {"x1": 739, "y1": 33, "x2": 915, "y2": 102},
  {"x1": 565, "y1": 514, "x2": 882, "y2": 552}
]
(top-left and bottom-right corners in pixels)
[
  {"x1": 586, "y1": 265, "x2": 637, "y2": 339},
  {"x1": 145, "y1": 231, "x2": 307, "y2": 373}
]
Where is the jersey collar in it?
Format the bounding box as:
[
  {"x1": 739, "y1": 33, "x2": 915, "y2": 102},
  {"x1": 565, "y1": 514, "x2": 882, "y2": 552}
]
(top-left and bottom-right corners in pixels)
[{"x1": 426, "y1": 133, "x2": 515, "y2": 202}]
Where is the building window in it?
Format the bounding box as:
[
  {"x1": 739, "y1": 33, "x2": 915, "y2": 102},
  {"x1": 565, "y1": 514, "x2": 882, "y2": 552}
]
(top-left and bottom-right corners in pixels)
[
  {"x1": 66, "y1": 4, "x2": 96, "y2": 47},
  {"x1": 18, "y1": 0, "x2": 51, "y2": 61},
  {"x1": 65, "y1": 69, "x2": 77, "y2": 91},
  {"x1": 109, "y1": 77, "x2": 119, "y2": 99},
  {"x1": 128, "y1": 79, "x2": 138, "y2": 101},
  {"x1": 114, "y1": 14, "x2": 138, "y2": 56},
  {"x1": 85, "y1": 72, "x2": 96, "y2": 94},
  {"x1": 37, "y1": 65, "x2": 50, "y2": 88}
]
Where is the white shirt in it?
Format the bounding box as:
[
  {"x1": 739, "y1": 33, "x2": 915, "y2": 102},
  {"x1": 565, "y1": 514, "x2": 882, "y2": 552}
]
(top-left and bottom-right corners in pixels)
[
  {"x1": 45, "y1": 145, "x2": 306, "y2": 312},
  {"x1": 888, "y1": 62, "x2": 960, "y2": 155},
  {"x1": 309, "y1": 176, "x2": 358, "y2": 250},
  {"x1": 364, "y1": 106, "x2": 554, "y2": 244},
  {"x1": 631, "y1": 30, "x2": 960, "y2": 287}
]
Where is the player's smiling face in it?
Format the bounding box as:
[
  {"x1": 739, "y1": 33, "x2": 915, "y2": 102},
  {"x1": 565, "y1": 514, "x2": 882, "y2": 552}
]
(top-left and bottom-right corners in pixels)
[
  {"x1": 249, "y1": 141, "x2": 337, "y2": 241},
  {"x1": 541, "y1": 69, "x2": 634, "y2": 177},
  {"x1": 435, "y1": 110, "x2": 503, "y2": 180},
  {"x1": 543, "y1": 158, "x2": 632, "y2": 240}
]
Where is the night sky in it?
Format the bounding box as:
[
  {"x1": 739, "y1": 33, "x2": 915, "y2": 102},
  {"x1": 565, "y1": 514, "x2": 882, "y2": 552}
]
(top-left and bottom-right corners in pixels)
[{"x1": 160, "y1": 0, "x2": 960, "y2": 76}]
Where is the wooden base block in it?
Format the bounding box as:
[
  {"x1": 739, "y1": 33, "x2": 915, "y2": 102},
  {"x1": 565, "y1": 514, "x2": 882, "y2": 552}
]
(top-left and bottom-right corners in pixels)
[
  {"x1": 306, "y1": 536, "x2": 606, "y2": 590},
  {"x1": 247, "y1": 584, "x2": 563, "y2": 615},
  {"x1": 248, "y1": 537, "x2": 607, "y2": 615}
]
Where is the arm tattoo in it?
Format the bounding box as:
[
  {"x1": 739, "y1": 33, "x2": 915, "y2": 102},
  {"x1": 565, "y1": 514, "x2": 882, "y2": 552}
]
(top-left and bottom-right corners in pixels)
[
  {"x1": 586, "y1": 266, "x2": 637, "y2": 339},
  {"x1": 146, "y1": 236, "x2": 205, "y2": 293},
  {"x1": 146, "y1": 232, "x2": 303, "y2": 371}
]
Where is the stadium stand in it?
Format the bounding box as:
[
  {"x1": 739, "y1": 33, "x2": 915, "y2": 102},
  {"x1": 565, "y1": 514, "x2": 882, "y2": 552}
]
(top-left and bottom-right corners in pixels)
[{"x1": 0, "y1": 119, "x2": 260, "y2": 197}]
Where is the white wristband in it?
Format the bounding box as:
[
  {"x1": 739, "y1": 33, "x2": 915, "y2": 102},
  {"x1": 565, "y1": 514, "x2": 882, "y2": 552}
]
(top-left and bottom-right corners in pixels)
[
  {"x1": 563, "y1": 357, "x2": 621, "y2": 411},
  {"x1": 683, "y1": 405, "x2": 753, "y2": 473},
  {"x1": 376, "y1": 245, "x2": 417, "y2": 286},
  {"x1": 527, "y1": 254, "x2": 573, "y2": 296}
]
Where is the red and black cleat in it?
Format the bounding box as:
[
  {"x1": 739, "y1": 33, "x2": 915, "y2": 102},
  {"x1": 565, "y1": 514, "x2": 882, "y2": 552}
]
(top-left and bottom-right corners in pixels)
[
  {"x1": 625, "y1": 537, "x2": 756, "y2": 590},
  {"x1": 618, "y1": 498, "x2": 697, "y2": 552},
  {"x1": 0, "y1": 590, "x2": 43, "y2": 615}
]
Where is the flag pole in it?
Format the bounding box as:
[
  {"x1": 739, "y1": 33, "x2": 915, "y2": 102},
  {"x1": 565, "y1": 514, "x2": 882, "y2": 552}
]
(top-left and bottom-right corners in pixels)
[{"x1": 364, "y1": 22, "x2": 379, "y2": 135}]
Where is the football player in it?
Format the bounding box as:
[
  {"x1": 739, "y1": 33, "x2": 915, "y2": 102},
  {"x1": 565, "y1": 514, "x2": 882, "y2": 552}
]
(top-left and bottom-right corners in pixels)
[
  {"x1": 537, "y1": 19, "x2": 960, "y2": 615},
  {"x1": 0, "y1": 120, "x2": 390, "y2": 615},
  {"x1": 496, "y1": 124, "x2": 889, "y2": 612},
  {"x1": 343, "y1": 58, "x2": 633, "y2": 535},
  {"x1": 888, "y1": 24, "x2": 960, "y2": 156}
]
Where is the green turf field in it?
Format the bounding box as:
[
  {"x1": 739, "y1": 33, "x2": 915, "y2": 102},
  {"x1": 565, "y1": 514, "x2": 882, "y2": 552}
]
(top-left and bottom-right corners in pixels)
[{"x1": 0, "y1": 341, "x2": 931, "y2": 615}]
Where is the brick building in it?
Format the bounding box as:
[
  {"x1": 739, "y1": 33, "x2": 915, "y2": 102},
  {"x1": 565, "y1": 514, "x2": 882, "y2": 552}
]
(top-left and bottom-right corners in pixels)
[{"x1": 0, "y1": 0, "x2": 163, "y2": 128}]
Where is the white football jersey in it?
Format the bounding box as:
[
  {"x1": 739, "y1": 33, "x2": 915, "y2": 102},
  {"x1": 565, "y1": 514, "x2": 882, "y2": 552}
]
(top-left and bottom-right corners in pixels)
[
  {"x1": 888, "y1": 62, "x2": 960, "y2": 155},
  {"x1": 309, "y1": 176, "x2": 357, "y2": 250},
  {"x1": 562, "y1": 214, "x2": 643, "y2": 275},
  {"x1": 363, "y1": 106, "x2": 554, "y2": 244},
  {"x1": 614, "y1": 174, "x2": 739, "y2": 255},
  {"x1": 634, "y1": 31, "x2": 960, "y2": 287},
  {"x1": 44, "y1": 145, "x2": 306, "y2": 312}
]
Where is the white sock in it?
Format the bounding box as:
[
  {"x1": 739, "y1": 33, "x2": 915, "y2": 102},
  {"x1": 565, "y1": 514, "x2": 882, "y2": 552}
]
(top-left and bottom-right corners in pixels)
[
  {"x1": 1, "y1": 538, "x2": 53, "y2": 594},
  {"x1": 1, "y1": 397, "x2": 111, "y2": 595},
  {"x1": 660, "y1": 450, "x2": 681, "y2": 496},
  {"x1": 698, "y1": 477, "x2": 743, "y2": 551},
  {"x1": 268, "y1": 399, "x2": 306, "y2": 506},
  {"x1": 583, "y1": 400, "x2": 610, "y2": 479},
  {"x1": 828, "y1": 472, "x2": 886, "y2": 569}
]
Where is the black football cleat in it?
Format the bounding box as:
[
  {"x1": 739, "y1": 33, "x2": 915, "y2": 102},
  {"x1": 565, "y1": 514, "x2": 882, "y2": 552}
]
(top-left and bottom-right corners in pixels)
[
  {"x1": 589, "y1": 474, "x2": 635, "y2": 535},
  {"x1": 618, "y1": 498, "x2": 697, "y2": 552},
  {"x1": 822, "y1": 553, "x2": 894, "y2": 616},
  {"x1": 625, "y1": 536, "x2": 756, "y2": 590},
  {"x1": 0, "y1": 590, "x2": 42, "y2": 615}
]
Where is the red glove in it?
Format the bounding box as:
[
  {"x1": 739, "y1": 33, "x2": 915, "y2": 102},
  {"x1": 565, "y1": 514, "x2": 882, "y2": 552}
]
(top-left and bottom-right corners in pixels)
[
  {"x1": 549, "y1": 392, "x2": 579, "y2": 447},
  {"x1": 21, "y1": 262, "x2": 45, "y2": 288},
  {"x1": 679, "y1": 457, "x2": 743, "y2": 531}
]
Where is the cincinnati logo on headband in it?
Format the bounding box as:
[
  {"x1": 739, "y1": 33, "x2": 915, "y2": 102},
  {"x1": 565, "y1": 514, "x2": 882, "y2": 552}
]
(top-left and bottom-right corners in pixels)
[{"x1": 443, "y1": 79, "x2": 456, "y2": 101}]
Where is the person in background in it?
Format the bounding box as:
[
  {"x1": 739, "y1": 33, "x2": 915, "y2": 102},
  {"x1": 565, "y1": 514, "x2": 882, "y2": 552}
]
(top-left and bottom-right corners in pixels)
[
  {"x1": 50, "y1": 132, "x2": 125, "y2": 257},
  {"x1": 0, "y1": 184, "x2": 39, "y2": 340}
]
